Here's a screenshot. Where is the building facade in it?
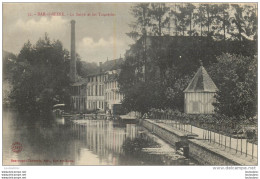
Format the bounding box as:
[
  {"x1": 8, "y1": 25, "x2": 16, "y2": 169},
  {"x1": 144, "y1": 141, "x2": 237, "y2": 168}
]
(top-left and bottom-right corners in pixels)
[
  {"x1": 86, "y1": 72, "x2": 106, "y2": 112},
  {"x1": 68, "y1": 19, "x2": 124, "y2": 114},
  {"x1": 71, "y1": 81, "x2": 87, "y2": 112},
  {"x1": 104, "y1": 69, "x2": 124, "y2": 114}
]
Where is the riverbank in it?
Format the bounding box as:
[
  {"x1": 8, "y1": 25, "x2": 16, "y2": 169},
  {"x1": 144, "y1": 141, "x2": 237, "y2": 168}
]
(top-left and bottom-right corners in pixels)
[{"x1": 141, "y1": 119, "x2": 257, "y2": 165}]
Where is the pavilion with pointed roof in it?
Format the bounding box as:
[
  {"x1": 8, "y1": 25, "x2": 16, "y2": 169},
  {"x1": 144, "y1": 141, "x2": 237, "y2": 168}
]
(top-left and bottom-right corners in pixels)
[{"x1": 184, "y1": 65, "x2": 218, "y2": 114}]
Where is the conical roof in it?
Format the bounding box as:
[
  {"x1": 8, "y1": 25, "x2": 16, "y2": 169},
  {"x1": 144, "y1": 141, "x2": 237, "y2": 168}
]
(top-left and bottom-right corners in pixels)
[{"x1": 184, "y1": 66, "x2": 218, "y2": 93}]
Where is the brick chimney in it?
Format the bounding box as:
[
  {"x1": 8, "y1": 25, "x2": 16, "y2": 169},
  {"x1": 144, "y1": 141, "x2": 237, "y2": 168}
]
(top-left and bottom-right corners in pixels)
[
  {"x1": 70, "y1": 20, "x2": 76, "y2": 82},
  {"x1": 99, "y1": 62, "x2": 102, "y2": 73}
]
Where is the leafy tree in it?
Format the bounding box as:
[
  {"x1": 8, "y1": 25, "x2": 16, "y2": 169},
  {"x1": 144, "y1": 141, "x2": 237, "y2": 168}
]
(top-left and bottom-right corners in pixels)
[
  {"x1": 193, "y1": 4, "x2": 208, "y2": 37},
  {"x1": 174, "y1": 3, "x2": 196, "y2": 36},
  {"x1": 121, "y1": 3, "x2": 257, "y2": 115},
  {"x1": 208, "y1": 53, "x2": 257, "y2": 119},
  {"x1": 127, "y1": 3, "x2": 151, "y2": 40},
  {"x1": 230, "y1": 4, "x2": 257, "y2": 41},
  {"x1": 9, "y1": 34, "x2": 71, "y2": 115},
  {"x1": 3, "y1": 51, "x2": 17, "y2": 81},
  {"x1": 149, "y1": 3, "x2": 170, "y2": 36},
  {"x1": 213, "y1": 4, "x2": 231, "y2": 41}
]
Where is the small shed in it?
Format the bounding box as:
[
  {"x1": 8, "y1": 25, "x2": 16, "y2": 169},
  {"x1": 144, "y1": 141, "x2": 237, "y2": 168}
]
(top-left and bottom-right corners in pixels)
[{"x1": 184, "y1": 66, "x2": 218, "y2": 114}]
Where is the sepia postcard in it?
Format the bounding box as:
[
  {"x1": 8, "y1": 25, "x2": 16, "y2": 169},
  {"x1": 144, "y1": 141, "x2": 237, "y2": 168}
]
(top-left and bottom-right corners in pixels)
[{"x1": 1, "y1": 2, "x2": 258, "y2": 178}]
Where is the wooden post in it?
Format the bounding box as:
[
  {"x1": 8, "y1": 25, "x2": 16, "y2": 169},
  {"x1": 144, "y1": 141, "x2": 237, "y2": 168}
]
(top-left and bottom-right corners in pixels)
[
  {"x1": 229, "y1": 136, "x2": 231, "y2": 150},
  {"x1": 219, "y1": 132, "x2": 220, "y2": 146},
  {"x1": 246, "y1": 139, "x2": 248, "y2": 157},
  {"x1": 252, "y1": 143, "x2": 254, "y2": 159},
  {"x1": 236, "y1": 134, "x2": 238, "y2": 153},
  {"x1": 220, "y1": 134, "x2": 223, "y2": 146},
  {"x1": 225, "y1": 136, "x2": 226, "y2": 149},
  {"x1": 241, "y1": 138, "x2": 242, "y2": 155},
  {"x1": 209, "y1": 131, "x2": 211, "y2": 143}
]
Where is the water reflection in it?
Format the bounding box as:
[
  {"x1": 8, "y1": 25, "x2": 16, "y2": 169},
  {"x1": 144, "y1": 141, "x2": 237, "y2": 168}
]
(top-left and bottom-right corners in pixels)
[{"x1": 3, "y1": 109, "x2": 196, "y2": 165}]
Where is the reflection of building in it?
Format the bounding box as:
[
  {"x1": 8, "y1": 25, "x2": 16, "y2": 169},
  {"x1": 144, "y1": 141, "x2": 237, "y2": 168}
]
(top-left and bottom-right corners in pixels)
[
  {"x1": 184, "y1": 65, "x2": 218, "y2": 114},
  {"x1": 73, "y1": 120, "x2": 138, "y2": 163}
]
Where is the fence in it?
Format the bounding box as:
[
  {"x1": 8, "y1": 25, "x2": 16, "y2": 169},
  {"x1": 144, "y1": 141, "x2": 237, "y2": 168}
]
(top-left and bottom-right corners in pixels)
[{"x1": 148, "y1": 111, "x2": 257, "y2": 159}]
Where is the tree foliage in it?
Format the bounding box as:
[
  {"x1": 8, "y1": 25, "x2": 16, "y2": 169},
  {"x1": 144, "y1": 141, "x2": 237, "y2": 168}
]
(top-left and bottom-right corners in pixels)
[
  {"x1": 128, "y1": 3, "x2": 257, "y2": 40},
  {"x1": 120, "y1": 3, "x2": 257, "y2": 117},
  {"x1": 9, "y1": 34, "x2": 71, "y2": 115},
  {"x1": 208, "y1": 54, "x2": 257, "y2": 119}
]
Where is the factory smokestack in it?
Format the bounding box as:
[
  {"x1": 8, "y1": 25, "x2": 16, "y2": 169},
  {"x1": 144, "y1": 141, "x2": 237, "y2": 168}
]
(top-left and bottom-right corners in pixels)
[
  {"x1": 70, "y1": 20, "x2": 76, "y2": 82},
  {"x1": 99, "y1": 62, "x2": 102, "y2": 73}
]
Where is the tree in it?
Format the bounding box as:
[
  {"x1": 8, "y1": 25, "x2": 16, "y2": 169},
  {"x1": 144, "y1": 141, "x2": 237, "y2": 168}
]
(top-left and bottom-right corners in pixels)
[
  {"x1": 229, "y1": 4, "x2": 257, "y2": 42},
  {"x1": 213, "y1": 4, "x2": 231, "y2": 41},
  {"x1": 9, "y1": 34, "x2": 71, "y2": 115},
  {"x1": 174, "y1": 3, "x2": 196, "y2": 36},
  {"x1": 208, "y1": 53, "x2": 257, "y2": 119},
  {"x1": 121, "y1": 3, "x2": 257, "y2": 115},
  {"x1": 149, "y1": 3, "x2": 170, "y2": 36},
  {"x1": 127, "y1": 3, "x2": 151, "y2": 40},
  {"x1": 193, "y1": 4, "x2": 207, "y2": 37}
]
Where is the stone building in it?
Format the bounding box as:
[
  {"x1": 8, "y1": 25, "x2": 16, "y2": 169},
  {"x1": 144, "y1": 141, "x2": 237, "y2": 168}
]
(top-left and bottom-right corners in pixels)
[
  {"x1": 68, "y1": 20, "x2": 124, "y2": 113},
  {"x1": 104, "y1": 69, "x2": 124, "y2": 114},
  {"x1": 71, "y1": 80, "x2": 87, "y2": 112},
  {"x1": 85, "y1": 59, "x2": 124, "y2": 113},
  {"x1": 86, "y1": 71, "x2": 106, "y2": 112}
]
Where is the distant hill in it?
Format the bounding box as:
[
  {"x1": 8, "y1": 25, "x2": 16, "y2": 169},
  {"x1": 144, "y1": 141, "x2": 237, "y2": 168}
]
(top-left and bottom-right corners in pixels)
[
  {"x1": 3, "y1": 50, "x2": 16, "y2": 81},
  {"x1": 77, "y1": 60, "x2": 99, "y2": 78},
  {"x1": 102, "y1": 58, "x2": 124, "y2": 72},
  {"x1": 78, "y1": 58, "x2": 124, "y2": 77},
  {"x1": 3, "y1": 50, "x2": 16, "y2": 105}
]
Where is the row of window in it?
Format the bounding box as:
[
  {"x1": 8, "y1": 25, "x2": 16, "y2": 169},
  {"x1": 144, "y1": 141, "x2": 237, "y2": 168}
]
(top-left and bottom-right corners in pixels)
[
  {"x1": 73, "y1": 97, "x2": 86, "y2": 110},
  {"x1": 105, "y1": 81, "x2": 118, "y2": 89},
  {"x1": 87, "y1": 85, "x2": 104, "y2": 96},
  {"x1": 87, "y1": 75, "x2": 107, "y2": 83},
  {"x1": 106, "y1": 91, "x2": 123, "y2": 101},
  {"x1": 87, "y1": 101, "x2": 104, "y2": 109}
]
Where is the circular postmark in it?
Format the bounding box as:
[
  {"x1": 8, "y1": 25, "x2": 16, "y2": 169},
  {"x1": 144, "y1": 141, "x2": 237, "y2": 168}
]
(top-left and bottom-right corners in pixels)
[{"x1": 11, "y1": 142, "x2": 23, "y2": 153}]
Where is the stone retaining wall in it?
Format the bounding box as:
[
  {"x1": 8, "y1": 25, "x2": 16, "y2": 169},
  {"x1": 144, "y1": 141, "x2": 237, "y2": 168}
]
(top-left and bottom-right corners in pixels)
[
  {"x1": 142, "y1": 119, "x2": 187, "y2": 147},
  {"x1": 141, "y1": 119, "x2": 255, "y2": 165}
]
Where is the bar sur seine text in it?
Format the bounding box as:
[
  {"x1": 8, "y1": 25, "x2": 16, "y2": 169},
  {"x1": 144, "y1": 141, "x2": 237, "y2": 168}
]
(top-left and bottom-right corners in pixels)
[{"x1": 27, "y1": 12, "x2": 116, "y2": 17}]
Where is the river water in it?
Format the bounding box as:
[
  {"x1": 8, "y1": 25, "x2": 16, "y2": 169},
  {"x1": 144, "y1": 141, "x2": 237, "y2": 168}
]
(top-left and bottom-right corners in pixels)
[{"x1": 3, "y1": 109, "x2": 196, "y2": 165}]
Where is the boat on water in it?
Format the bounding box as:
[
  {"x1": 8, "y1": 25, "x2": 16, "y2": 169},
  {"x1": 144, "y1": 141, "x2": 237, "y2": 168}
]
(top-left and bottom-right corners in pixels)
[{"x1": 52, "y1": 104, "x2": 65, "y2": 117}]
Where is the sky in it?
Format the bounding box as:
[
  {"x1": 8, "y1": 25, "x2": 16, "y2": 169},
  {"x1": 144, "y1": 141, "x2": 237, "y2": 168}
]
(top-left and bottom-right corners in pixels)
[{"x1": 3, "y1": 3, "x2": 135, "y2": 63}]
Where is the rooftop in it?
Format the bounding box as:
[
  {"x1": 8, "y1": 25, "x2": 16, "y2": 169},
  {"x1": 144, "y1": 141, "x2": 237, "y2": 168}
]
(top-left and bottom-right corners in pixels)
[{"x1": 184, "y1": 66, "x2": 218, "y2": 93}]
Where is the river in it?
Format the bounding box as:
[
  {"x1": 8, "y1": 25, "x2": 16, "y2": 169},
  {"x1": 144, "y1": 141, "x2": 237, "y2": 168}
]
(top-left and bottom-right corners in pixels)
[{"x1": 3, "y1": 108, "x2": 197, "y2": 165}]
